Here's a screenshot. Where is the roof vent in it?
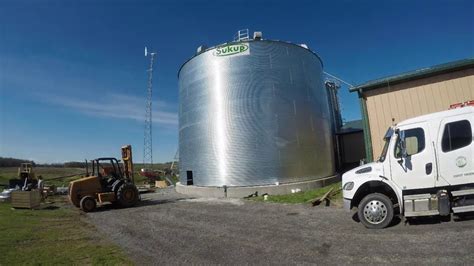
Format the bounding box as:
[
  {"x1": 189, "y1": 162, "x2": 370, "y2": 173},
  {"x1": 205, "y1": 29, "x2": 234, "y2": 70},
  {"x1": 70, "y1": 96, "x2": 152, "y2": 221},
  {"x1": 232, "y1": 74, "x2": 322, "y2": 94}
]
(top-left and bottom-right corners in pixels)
[
  {"x1": 196, "y1": 45, "x2": 207, "y2": 55},
  {"x1": 253, "y1": 31, "x2": 263, "y2": 40}
]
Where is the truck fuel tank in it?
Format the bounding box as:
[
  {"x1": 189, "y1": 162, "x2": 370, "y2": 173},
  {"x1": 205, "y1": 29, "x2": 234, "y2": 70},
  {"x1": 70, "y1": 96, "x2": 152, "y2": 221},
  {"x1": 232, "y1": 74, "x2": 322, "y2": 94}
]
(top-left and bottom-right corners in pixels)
[{"x1": 437, "y1": 190, "x2": 450, "y2": 216}]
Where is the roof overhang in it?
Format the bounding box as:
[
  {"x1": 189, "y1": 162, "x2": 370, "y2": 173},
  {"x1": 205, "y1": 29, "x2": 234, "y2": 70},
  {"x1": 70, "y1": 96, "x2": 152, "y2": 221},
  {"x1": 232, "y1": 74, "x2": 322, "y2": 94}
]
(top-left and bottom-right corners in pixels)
[{"x1": 350, "y1": 58, "x2": 474, "y2": 93}]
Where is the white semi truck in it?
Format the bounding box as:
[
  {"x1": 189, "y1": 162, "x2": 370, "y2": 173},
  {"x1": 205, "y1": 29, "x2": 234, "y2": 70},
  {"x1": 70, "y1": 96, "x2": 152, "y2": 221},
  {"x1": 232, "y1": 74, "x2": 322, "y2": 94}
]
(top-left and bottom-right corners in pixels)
[{"x1": 342, "y1": 103, "x2": 473, "y2": 229}]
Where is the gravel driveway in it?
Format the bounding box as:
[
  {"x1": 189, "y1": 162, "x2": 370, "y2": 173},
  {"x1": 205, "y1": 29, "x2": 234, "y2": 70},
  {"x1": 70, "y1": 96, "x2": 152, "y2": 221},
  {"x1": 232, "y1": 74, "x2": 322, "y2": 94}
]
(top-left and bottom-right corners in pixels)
[{"x1": 86, "y1": 188, "x2": 474, "y2": 265}]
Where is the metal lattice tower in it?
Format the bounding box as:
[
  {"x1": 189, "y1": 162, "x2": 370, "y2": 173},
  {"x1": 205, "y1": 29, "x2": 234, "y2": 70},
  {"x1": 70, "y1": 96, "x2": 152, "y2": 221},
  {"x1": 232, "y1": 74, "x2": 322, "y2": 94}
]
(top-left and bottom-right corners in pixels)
[{"x1": 143, "y1": 47, "x2": 156, "y2": 170}]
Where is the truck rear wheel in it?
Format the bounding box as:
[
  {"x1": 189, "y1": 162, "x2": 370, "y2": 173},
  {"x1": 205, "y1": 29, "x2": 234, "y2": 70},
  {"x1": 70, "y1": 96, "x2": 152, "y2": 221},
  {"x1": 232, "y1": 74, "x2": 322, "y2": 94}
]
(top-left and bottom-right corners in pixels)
[
  {"x1": 80, "y1": 196, "x2": 96, "y2": 212},
  {"x1": 358, "y1": 193, "x2": 394, "y2": 229},
  {"x1": 116, "y1": 183, "x2": 139, "y2": 208}
]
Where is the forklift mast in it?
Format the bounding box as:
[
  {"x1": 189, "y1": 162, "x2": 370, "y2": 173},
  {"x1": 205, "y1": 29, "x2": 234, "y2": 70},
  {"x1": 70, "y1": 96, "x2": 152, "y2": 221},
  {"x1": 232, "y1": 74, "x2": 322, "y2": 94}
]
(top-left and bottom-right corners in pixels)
[{"x1": 121, "y1": 145, "x2": 134, "y2": 183}]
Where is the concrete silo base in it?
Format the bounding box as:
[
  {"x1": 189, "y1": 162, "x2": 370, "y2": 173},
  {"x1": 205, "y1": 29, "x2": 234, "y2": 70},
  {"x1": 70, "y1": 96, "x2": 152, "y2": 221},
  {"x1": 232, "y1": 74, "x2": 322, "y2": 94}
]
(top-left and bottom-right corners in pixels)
[{"x1": 175, "y1": 174, "x2": 340, "y2": 198}]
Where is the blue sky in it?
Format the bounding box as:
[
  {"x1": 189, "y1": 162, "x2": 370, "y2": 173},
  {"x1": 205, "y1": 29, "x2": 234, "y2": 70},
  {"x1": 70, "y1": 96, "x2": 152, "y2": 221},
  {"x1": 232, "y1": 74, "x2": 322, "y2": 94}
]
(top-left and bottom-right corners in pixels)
[{"x1": 1, "y1": 0, "x2": 473, "y2": 163}]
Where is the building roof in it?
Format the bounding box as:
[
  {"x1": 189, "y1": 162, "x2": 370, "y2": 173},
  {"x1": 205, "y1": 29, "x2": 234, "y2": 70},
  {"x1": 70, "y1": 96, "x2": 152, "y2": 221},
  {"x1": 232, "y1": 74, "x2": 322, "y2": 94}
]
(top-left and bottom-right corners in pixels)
[
  {"x1": 350, "y1": 58, "x2": 474, "y2": 93},
  {"x1": 337, "y1": 119, "x2": 363, "y2": 134}
]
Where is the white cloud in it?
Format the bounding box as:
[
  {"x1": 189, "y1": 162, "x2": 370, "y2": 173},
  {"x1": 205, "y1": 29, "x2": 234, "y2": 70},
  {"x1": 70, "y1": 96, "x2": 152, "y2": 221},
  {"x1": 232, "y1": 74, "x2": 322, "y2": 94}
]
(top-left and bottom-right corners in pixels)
[{"x1": 40, "y1": 92, "x2": 178, "y2": 127}]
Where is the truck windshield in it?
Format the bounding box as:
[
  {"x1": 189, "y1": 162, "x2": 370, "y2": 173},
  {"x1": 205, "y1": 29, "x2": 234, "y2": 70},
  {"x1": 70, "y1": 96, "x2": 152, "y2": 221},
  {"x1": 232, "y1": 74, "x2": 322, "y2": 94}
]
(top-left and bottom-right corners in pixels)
[{"x1": 378, "y1": 127, "x2": 394, "y2": 162}]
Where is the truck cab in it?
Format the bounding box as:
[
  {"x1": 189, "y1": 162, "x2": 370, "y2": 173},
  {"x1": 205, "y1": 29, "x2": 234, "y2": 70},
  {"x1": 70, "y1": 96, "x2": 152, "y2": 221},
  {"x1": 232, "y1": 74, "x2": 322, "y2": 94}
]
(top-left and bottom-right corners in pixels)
[{"x1": 343, "y1": 105, "x2": 473, "y2": 228}]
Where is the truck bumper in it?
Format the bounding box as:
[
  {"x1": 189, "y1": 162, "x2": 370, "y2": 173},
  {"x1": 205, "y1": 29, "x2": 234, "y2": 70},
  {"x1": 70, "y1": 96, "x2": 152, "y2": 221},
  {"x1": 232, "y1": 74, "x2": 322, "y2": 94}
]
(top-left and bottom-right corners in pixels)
[{"x1": 343, "y1": 198, "x2": 352, "y2": 212}]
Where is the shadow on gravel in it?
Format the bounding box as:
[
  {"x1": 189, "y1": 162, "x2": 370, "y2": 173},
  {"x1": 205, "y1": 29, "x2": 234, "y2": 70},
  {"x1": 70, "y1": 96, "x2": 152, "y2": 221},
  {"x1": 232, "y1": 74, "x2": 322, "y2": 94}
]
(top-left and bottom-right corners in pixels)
[
  {"x1": 351, "y1": 211, "x2": 474, "y2": 228},
  {"x1": 453, "y1": 213, "x2": 474, "y2": 222},
  {"x1": 138, "y1": 198, "x2": 188, "y2": 207},
  {"x1": 89, "y1": 198, "x2": 187, "y2": 213},
  {"x1": 41, "y1": 206, "x2": 60, "y2": 211},
  {"x1": 404, "y1": 215, "x2": 451, "y2": 225}
]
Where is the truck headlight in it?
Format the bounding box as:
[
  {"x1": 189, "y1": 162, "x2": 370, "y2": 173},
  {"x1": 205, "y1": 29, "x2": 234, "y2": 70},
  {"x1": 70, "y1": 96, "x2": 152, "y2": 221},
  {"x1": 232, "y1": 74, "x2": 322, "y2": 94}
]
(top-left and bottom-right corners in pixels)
[{"x1": 343, "y1": 182, "x2": 354, "y2": 191}]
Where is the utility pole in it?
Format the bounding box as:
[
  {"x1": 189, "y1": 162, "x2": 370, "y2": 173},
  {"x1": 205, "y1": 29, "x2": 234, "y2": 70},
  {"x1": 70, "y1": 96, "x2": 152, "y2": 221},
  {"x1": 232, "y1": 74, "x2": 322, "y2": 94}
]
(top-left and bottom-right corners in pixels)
[{"x1": 143, "y1": 47, "x2": 156, "y2": 170}]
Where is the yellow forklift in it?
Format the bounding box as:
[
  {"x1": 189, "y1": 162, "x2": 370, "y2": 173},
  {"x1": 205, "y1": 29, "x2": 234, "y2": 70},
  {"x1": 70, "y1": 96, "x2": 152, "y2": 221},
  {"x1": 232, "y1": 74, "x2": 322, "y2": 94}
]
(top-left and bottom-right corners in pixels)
[{"x1": 68, "y1": 145, "x2": 139, "y2": 212}]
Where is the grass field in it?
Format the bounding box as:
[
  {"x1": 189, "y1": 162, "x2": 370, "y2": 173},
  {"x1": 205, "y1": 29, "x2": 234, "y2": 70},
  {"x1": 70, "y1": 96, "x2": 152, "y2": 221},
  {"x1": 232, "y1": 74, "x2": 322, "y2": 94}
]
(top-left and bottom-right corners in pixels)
[
  {"x1": 0, "y1": 164, "x2": 175, "y2": 264},
  {"x1": 0, "y1": 196, "x2": 131, "y2": 265},
  {"x1": 251, "y1": 182, "x2": 342, "y2": 204}
]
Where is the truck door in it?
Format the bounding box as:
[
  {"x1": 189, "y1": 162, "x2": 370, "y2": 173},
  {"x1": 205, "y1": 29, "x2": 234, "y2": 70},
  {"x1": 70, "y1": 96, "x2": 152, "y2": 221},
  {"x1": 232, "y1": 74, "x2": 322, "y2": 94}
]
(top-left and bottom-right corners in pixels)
[
  {"x1": 390, "y1": 123, "x2": 436, "y2": 189},
  {"x1": 437, "y1": 116, "x2": 473, "y2": 186}
]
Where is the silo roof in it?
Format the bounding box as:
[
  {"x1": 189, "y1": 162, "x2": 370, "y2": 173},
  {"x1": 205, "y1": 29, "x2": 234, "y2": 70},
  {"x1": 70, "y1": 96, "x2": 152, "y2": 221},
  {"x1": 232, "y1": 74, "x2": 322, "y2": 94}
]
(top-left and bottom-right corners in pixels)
[
  {"x1": 178, "y1": 39, "x2": 324, "y2": 78},
  {"x1": 350, "y1": 58, "x2": 474, "y2": 93}
]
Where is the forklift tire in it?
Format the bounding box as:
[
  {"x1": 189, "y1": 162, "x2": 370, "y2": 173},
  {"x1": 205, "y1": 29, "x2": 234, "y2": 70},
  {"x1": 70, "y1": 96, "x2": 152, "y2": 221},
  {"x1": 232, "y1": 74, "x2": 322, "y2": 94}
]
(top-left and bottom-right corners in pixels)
[
  {"x1": 357, "y1": 193, "x2": 394, "y2": 229},
  {"x1": 80, "y1": 196, "x2": 97, "y2": 212},
  {"x1": 116, "y1": 183, "x2": 139, "y2": 208},
  {"x1": 111, "y1": 180, "x2": 123, "y2": 193}
]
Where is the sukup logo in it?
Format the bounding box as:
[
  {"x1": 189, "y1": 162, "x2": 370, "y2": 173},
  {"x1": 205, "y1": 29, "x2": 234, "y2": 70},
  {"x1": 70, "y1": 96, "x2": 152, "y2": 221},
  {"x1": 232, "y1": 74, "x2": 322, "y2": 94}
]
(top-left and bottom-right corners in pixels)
[
  {"x1": 214, "y1": 43, "x2": 249, "y2": 57},
  {"x1": 456, "y1": 156, "x2": 467, "y2": 168}
]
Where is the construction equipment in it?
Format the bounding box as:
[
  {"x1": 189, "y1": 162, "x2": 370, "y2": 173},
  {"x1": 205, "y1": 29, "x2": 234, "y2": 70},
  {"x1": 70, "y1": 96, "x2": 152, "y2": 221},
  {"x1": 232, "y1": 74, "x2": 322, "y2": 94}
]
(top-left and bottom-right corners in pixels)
[
  {"x1": 18, "y1": 163, "x2": 35, "y2": 179},
  {"x1": 68, "y1": 145, "x2": 139, "y2": 212},
  {"x1": 8, "y1": 163, "x2": 37, "y2": 189}
]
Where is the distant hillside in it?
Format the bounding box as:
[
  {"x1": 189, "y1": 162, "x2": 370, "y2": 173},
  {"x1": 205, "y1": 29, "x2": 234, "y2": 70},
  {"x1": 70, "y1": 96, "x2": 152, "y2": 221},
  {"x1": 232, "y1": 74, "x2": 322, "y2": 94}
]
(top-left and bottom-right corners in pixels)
[
  {"x1": 0, "y1": 157, "x2": 177, "y2": 170},
  {"x1": 0, "y1": 157, "x2": 36, "y2": 167}
]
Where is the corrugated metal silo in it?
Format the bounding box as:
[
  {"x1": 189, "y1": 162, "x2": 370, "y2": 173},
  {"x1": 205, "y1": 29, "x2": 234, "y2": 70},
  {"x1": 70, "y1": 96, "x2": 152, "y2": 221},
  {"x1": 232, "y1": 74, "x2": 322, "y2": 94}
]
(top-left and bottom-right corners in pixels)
[{"x1": 178, "y1": 38, "x2": 334, "y2": 186}]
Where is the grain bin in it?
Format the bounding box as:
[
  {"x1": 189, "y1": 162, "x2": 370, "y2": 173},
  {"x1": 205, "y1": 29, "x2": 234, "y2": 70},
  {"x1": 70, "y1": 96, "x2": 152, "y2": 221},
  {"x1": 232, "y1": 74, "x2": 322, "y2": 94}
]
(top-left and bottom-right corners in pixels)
[{"x1": 178, "y1": 35, "x2": 335, "y2": 187}]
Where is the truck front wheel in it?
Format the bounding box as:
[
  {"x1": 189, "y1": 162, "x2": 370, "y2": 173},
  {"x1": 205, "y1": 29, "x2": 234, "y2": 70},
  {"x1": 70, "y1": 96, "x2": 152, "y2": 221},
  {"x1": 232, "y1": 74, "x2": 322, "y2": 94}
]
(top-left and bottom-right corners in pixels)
[{"x1": 358, "y1": 193, "x2": 394, "y2": 229}]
